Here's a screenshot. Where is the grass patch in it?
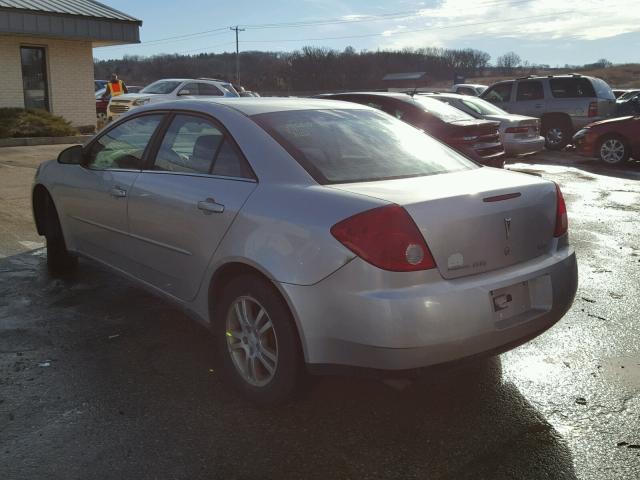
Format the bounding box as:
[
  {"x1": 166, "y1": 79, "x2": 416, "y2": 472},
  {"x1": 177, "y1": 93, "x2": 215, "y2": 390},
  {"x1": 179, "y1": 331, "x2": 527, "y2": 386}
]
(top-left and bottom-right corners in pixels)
[{"x1": 0, "y1": 108, "x2": 78, "y2": 138}]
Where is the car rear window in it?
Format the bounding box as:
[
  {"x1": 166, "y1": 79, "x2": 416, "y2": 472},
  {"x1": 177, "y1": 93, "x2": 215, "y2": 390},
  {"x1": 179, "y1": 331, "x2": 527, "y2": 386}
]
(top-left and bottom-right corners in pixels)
[
  {"x1": 591, "y1": 78, "x2": 615, "y2": 100},
  {"x1": 461, "y1": 97, "x2": 508, "y2": 116},
  {"x1": 251, "y1": 109, "x2": 476, "y2": 184},
  {"x1": 412, "y1": 96, "x2": 474, "y2": 122},
  {"x1": 549, "y1": 78, "x2": 596, "y2": 98}
]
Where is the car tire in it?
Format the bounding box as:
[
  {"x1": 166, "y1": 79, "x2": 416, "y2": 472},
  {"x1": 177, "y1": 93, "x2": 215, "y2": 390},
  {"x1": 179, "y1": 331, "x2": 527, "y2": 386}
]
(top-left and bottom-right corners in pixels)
[
  {"x1": 598, "y1": 135, "x2": 629, "y2": 165},
  {"x1": 215, "y1": 274, "x2": 304, "y2": 404},
  {"x1": 543, "y1": 120, "x2": 571, "y2": 150},
  {"x1": 44, "y1": 196, "x2": 78, "y2": 275}
]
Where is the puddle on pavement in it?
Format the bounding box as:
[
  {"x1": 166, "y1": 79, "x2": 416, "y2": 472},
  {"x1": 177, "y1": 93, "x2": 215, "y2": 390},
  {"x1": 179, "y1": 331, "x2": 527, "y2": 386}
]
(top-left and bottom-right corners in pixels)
[
  {"x1": 606, "y1": 190, "x2": 640, "y2": 208},
  {"x1": 599, "y1": 357, "x2": 640, "y2": 391}
]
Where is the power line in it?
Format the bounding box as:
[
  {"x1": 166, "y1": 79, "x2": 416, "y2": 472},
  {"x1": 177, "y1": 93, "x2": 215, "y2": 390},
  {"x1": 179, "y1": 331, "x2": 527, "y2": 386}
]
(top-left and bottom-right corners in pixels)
[
  {"x1": 100, "y1": 28, "x2": 230, "y2": 51},
  {"x1": 103, "y1": 10, "x2": 573, "y2": 59},
  {"x1": 239, "y1": 11, "x2": 576, "y2": 44},
  {"x1": 230, "y1": 26, "x2": 246, "y2": 84},
  {"x1": 98, "y1": 0, "x2": 533, "y2": 51}
]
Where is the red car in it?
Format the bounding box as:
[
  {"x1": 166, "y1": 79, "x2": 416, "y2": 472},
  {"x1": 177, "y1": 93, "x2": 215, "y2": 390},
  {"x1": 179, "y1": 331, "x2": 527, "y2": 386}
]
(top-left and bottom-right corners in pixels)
[
  {"x1": 572, "y1": 116, "x2": 640, "y2": 165},
  {"x1": 316, "y1": 92, "x2": 505, "y2": 168}
]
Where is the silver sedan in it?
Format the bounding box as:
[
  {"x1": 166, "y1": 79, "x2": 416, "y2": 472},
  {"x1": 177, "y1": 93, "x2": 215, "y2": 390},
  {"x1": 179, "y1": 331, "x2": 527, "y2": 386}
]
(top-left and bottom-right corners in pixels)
[
  {"x1": 32, "y1": 98, "x2": 577, "y2": 403},
  {"x1": 426, "y1": 93, "x2": 546, "y2": 157}
]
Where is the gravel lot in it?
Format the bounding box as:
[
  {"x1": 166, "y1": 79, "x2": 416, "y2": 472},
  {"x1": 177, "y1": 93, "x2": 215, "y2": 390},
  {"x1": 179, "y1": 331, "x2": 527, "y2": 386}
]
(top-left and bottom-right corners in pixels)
[{"x1": 1, "y1": 145, "x2": 639, "y2": 479}]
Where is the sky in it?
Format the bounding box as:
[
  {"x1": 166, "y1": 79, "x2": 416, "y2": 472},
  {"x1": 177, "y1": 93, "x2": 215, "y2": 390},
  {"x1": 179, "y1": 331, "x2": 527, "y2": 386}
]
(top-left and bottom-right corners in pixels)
[{"x1": 94, "y1": 0, "x2": 640, "y2": 66}]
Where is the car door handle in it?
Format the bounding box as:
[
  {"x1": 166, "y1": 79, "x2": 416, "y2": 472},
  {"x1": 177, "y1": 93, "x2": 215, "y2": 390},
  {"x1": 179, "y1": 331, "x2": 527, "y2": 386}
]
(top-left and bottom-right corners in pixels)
[
  {"x1": 110, "y1": 186, "x2": 127, "y2": 198},
  {"x1": 535, "y1": 104, "x2": 544, "y2": 108},
  {"x1": 197, "y1": 198, "x2": 225, "y2": 214}
]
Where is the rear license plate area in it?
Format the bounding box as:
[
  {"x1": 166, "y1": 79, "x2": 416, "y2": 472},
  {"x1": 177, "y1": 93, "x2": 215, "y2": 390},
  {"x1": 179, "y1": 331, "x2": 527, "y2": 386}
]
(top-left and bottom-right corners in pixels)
[
  {"x1": 490, "y1": 275, "x2": 552, "y2": 329},
  {"x1": 491, "y1": 281, "x2": 532, "y2": 323}
]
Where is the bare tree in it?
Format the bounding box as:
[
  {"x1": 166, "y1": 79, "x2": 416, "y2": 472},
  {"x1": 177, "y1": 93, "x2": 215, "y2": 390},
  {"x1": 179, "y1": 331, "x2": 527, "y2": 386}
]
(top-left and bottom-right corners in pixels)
[
  {"x1": 94, "y1": 46, "x2": 510, "y2": 94},
  {"x1": 496, "y1": 51, "x2": 522, "y2": 74}
]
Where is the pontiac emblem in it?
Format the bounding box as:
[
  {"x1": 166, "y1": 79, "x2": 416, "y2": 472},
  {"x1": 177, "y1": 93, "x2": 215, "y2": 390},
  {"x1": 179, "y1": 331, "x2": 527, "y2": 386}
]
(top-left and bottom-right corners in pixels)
[{"x1": 504, "y1": 217, "x2": 512, "y2": 241}]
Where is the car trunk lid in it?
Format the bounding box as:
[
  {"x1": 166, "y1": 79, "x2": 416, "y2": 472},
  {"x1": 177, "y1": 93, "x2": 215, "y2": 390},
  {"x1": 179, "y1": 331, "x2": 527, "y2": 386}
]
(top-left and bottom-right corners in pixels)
[{"x1": 330, "y1": 168, "x2": 557, "y2": 279}]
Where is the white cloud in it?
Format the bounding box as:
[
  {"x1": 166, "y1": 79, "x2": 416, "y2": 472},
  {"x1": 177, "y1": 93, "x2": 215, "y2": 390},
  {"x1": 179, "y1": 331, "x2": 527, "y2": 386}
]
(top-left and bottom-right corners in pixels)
[{"x1": 375, "y1": 0, "x2": 640, "y2": 49}]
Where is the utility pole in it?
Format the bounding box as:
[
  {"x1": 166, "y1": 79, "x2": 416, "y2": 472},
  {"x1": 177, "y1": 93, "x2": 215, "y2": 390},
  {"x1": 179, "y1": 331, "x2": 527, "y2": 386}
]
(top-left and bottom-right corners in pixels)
[{"x1": 230, "y1": 26, "x2": 245, "y2": 85}]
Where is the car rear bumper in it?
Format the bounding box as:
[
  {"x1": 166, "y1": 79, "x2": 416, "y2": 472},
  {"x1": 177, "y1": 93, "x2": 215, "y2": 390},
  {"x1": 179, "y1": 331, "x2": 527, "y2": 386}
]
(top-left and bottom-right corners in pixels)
[
  {"x1": 504, "y1": 136, "x2": 545, "y2": 156},
  {"x1": 282, "y1": 244, "x2": 577, "y2": 371}
]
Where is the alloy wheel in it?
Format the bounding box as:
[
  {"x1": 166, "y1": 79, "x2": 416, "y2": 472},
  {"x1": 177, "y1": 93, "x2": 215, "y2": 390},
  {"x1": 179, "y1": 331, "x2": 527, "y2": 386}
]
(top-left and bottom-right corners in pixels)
[
  {"x1": 546, "y1": 127, "x2": 564, "y2": 146},
  {"x1": 225, "y1": 296, "x2": 278, "y2": 387},
  {"x1": 600, "y1": 138, "x2": 626, "y2": 164}
]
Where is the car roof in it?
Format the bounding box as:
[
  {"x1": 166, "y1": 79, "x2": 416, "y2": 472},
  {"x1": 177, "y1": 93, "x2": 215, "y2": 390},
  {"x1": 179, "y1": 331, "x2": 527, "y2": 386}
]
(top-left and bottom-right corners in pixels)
[
  {"x1": 150, "y1": 97, "x2": 374, "y2": 116},
  {"x1": 453, "y1": 84, "x2": 486, "y2": 88},
  {"x1": 149, "y1": 78, "x2": 228, "y2": 83},
  {"x1": 422, "y1": 92, "x2": 467, "y2": 100},
  {"x1": 320, "y1": 91, "x2": 413, "y2": 100}
]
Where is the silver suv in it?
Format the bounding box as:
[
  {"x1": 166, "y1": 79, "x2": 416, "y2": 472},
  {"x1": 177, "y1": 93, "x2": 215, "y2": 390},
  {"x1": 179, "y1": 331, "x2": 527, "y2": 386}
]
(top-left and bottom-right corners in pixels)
[{"x1": 481, "y1": 75, "x2": 616, "y2": 150}]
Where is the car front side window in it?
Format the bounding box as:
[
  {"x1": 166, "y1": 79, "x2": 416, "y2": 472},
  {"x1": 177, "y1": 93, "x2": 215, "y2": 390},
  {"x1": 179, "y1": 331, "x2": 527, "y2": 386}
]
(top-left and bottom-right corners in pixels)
[
  {"x1": 86, "y1": 114, "x2": 164, "y2": 170},
  {"x1": 484, "y1": 83, "x2": 513, "y2": 103}
]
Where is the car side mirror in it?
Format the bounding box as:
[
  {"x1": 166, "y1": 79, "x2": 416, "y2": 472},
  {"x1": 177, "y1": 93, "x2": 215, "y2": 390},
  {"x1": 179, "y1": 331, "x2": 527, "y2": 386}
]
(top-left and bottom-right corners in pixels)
[
  {"x1": 178, "y1": 89, "x2": 191, "y2": 96},
  {"x1": 57, "y1": 145, "x2": 84, "y2": 165}
]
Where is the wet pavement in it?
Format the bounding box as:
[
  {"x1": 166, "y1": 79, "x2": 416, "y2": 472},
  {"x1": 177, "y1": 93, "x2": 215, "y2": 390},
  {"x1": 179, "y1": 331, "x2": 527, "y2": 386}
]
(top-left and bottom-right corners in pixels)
[{"x1": 1, "y1": 146, "x2": 639, "y2": 479}]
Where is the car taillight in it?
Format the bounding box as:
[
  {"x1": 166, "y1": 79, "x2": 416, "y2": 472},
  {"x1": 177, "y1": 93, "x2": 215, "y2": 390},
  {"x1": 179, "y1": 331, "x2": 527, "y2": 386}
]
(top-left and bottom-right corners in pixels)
[
  {"x1": 505, "y1": 126, "x2": 530, "y2": 134},
  {"x1": 330, "y1": 205, "x2": 436, "y2": 272},
  {"x1": 588, "y1": 102, "x2": 598, "y2": 117},
  {"x1": 554, "y1": 183, "x2": 568, "y2": 237}
]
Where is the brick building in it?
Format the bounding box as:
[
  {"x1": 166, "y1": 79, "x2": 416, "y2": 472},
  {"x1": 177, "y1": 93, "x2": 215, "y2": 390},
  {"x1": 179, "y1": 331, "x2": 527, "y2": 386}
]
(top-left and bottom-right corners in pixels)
[{"x1": 0, "y1": 0, "x2": 140, "y2": 130}]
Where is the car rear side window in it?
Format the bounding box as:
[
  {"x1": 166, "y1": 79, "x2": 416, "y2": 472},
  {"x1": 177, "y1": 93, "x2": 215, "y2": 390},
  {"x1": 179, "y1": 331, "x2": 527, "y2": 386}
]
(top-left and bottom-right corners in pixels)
[
  {"x1": 252, "y1": 109, "x2": 476, "y2": 185},
  {"x1": 86, "y1": 114, "x2": 164, "y2": 170},
  {"x1": 196, "y1": 83, "x2": 224, "y2": 96},
  {"x1": 516, "y1": 81, "x2": 544, "y2": 101},
  {"x1": 550, "y1": 78, "x2": 596, "y2": 98},
  {"x1": 483, "y1": 82, "x2": 513, "y2": 103},
  {"x1": 153, "y1": 114, "x2": 253, "y2": 178}
]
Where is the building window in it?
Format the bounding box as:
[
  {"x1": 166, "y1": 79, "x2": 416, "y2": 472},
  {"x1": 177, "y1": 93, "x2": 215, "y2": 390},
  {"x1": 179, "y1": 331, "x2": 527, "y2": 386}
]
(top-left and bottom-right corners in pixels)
[{"x1": 20, "y1": 46, "x2": 49, "y2": 111}]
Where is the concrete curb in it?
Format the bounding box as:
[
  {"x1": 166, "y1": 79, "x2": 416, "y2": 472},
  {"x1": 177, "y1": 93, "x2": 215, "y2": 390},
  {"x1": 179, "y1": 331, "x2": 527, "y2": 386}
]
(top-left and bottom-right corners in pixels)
[{"x1": 0, "y1": 135, "x2": 93, "y2": 147}]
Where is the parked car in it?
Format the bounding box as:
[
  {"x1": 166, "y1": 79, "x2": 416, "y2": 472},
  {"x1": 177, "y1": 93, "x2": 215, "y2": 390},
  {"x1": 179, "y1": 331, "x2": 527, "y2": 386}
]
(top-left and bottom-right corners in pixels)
[
  {"x1": 572, "y1": 116, "x2": 640, "y2": 165},
  {"x1": 107, "y1": 78, "x2": 239, "y2": 122},
  {"x1": 452, "y1": 83, "x2": 487, "y2": 96},
  {"x1": 95, "y1": 88, "x2": 108, "y2": 122},
  {"x1": 316, "y1": 92, "x2": 505, "y2": 167},
  {"x1": 94, "y1": 80, "x2": 107, "y2": 92},
  {"x1": 616, "y1": 89, "x2": 640, "y2": 101},
  {"x1": 612, "y1": 89, "x2": 628, "y2": 99},
  {"x1": 615, "y1": 90, "x2": 640, "y2": 116},
  {"x1": 32, "y1": 98, "x2": 577, "y2": 403},
  {"x1": 97, "y1": 86, "x2": 142, "y2": 121},
  {"x1": 424, "y1": 92, "x2": 544, "y2": 157},
  {"x1": 481, "y1": 74, "x2": 616, "y2": 150}
]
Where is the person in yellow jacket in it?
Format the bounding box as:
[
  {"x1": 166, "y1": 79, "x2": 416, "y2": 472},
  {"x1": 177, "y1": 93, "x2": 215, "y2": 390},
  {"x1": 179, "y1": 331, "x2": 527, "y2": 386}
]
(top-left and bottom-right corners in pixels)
[{"x1": 102, "y1": 74, "x2": 128, "y2": 99}]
